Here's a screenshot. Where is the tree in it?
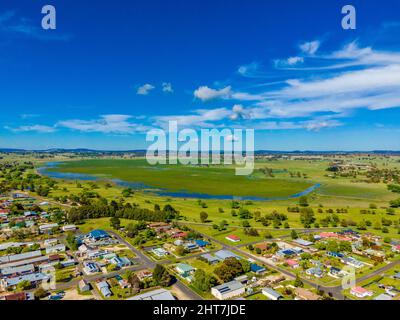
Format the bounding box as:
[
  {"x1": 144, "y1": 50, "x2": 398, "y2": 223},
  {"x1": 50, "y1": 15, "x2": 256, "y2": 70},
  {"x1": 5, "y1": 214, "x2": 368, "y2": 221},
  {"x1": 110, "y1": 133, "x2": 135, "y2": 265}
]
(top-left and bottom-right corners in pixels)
[
  {"x1": 34, "y1": 288, "x2": 48, "y2": 299},
  {"x1": 294, "y1": 274, "x2": 304, "y2": 288},
  {"x1": 298, "y1": 196, "x2": 309, "y2": 207},
  {"x1": 200, "y1": 211, "x2": 208, "y2": 223},
  {"x1": 66, "y1": 232, "x2": 78, "y2": 251},
  {"x1": 291, "y1": 230, "x2": 299, "y2": 239},
  {"x1": 153, "y1": 264, "x2": 172, "y2": 287},
  {"x1": 110, "y1": 216, "x2": 121, "y2": 230},
  {"x1": 192, "y1": 269, "x2": 216, "y2": 292},
  {"x1": 17, "y1": 280, "x2": 31, "y2": 290}
]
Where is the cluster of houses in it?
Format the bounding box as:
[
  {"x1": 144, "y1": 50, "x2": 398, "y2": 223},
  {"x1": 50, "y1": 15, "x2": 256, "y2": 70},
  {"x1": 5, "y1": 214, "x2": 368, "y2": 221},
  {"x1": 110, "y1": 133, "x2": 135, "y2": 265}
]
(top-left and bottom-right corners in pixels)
[
  {"x1": 0, "y1": 239, "x2": 71, "y2": 291},
  {"x1": 76, "y1": 230, "x2": 132, "y2": 275},
  {"x1": 147, "y1": 222, "x2": 188, "y2": 239}
]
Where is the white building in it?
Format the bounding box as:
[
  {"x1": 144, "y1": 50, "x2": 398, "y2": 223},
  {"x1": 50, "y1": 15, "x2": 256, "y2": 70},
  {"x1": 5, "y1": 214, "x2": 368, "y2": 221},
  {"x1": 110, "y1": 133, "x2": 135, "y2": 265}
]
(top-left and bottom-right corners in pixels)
[{"x1": 211, "y1": 280, "x2": 245, "y2": 300}]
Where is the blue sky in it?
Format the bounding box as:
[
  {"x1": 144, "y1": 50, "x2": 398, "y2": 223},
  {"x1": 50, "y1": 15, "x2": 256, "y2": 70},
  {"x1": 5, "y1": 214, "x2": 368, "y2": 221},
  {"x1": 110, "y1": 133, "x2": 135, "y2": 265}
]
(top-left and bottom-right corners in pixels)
[{"x1": 1, "y1": 0, "x2": 400, "y2": 150}]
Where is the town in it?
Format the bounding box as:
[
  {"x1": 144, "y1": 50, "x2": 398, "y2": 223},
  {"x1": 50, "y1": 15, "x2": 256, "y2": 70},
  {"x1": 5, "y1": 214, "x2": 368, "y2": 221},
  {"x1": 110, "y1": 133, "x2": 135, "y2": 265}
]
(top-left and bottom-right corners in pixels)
[{"x1": 0, "y1": 153, "x2": 399, "y2": 301}]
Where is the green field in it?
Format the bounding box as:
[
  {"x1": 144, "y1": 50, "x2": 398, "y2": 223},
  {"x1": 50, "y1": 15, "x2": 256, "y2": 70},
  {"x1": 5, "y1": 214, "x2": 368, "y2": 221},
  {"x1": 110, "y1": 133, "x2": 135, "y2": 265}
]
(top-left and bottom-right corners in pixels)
[{"x1": 47, "y1": 159, "x2": 313, "y2": 198}]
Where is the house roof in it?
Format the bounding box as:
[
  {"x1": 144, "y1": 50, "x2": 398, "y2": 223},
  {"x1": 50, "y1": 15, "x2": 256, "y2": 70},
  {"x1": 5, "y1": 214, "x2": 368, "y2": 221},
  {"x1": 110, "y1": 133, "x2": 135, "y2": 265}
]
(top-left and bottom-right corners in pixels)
[
  {"x1": 226, "y1": 235, "x2": 240, "y2": 241},
  {"x1": 214, "y1": 250, "x2": 240, "y2": 260},
  {"x1": 351, "y1": 286, "x2": 370, "y2": 294},
  {"x1": 262, "y1": 287, "x2": 282, "y2": 299},
  {"x1": 127, "y1": 288, "x2": 175, "y2": 300},
  {"x1": 88, "y1": 229, "x2": 109, "y2": 239},
  {"x1": 250, "y1": 263, "x2": 266, "y2": 273},
  {"x1": 176, "y1": 263, "x2": 195, "y2": 272},
  {"x1": 212, "y1": 280, "x2": 244, "y2": 294}
]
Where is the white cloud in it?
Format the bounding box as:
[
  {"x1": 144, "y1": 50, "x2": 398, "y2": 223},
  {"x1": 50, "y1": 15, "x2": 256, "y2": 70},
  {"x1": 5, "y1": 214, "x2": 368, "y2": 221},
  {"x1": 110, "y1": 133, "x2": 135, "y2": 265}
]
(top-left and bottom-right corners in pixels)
[
  {"x1": 286, "y1": 56, "x2": 304, "y2": 65},
  {"x1": 57, "y1": 114, "x2": 149, "y2": 134},
  {"x1": 299, "y1": 40, "x2": 320, "y2": 55},
  {"x1": 193, "y1": 86, "x2": 232, "y2": 101},
  {"x1": 237, "y1": 62, "x2": 259, "y2": 77},
  {"x1": 162, "y1": 82, "x2": 173, "y2": 93},
  {"x1": 6, "y1": 125, "x2": 56, "y2": 133},
  {"x1": 137, "y1": 83, "x2": 155, "y2": 95}
]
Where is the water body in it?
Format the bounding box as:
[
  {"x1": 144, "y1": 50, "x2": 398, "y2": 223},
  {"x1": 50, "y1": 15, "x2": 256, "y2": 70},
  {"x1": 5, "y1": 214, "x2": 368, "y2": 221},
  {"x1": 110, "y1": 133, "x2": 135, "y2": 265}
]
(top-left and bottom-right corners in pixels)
[{"x1": 38, "y1": 162, "x2": 321, "y2": 201}]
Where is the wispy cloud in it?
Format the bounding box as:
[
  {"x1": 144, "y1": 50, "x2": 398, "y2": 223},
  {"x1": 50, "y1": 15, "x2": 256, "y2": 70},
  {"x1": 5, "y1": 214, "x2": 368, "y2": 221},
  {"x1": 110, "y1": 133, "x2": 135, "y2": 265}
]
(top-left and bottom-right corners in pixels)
[
  {"x1": 57, "y1": 114, "x2": 150, "y2": 134},
  {"x1": 162, "y1": 82, "x2": 173, "y2": 93},
  {"x1": 0, "y1": 10, "x2": 73, "y2": 41},
  {"x1": 137, "y1": 83, "x2": 155, "y2": 95},
  {"x1": 193, "y1": 86, "x2": 232, "y2": 101},
  {"x1": 6, "y1": 124, "x2": 56, "y2": 133},
  {"x1": 299, "y1": 40, "x2": 320, "y2": 55}
]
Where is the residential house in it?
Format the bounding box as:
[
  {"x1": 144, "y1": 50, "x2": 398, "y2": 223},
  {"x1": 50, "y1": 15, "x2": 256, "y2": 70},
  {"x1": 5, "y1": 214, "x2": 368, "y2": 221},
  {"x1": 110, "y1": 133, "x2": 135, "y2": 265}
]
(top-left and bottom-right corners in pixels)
[
  {"x1": 176, "y1": 263, "x2": 196, "y2": 282},
  {"x1": 45, "y1": 244, "x2": 66, "y2": 254},
  {"x1": 294, "y1": 287, "x2": 320, "y2": 300},
  {"x1": 214, "y1": 250, "x2": 241, "y2": 261},
  {"x1": 127, "y1": 288, "x2": 175, "y2": 300},
  {"x1": 78, "y1": 279, "x2": 91, "y2": 292},
  {"x1": 201, "y1": 253, "x2": 220, "y2": 265},
  {"x1": 96, "y1": 280, "x2": 112, "y2": 298},
  {"x1": 211, "y1": 280, "x2": 245, "y2": 300},
  {"x1": 262, "y1": 287, "x2": 283, "y2": 300},
  {"x1": 62, "y1": 224, "x2": 77, "y2": 232},
  {"x1": 350, "y1": 286, "x2": 373, "y2": 298},
  {"x1": 225, "y1": 235, "x2": 241, "y2": 243}
]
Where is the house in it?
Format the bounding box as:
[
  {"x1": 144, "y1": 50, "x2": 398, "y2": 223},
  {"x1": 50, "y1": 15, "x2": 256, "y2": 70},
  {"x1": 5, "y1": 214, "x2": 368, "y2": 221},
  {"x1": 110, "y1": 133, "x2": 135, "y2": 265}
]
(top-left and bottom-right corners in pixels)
[
  {"x1": 137, "y1": 270, "x2": 153, "y2": 281},
  {"x1": 45, "y1": 244, "x2": 66, "y2": 254},
  {"x1": 306, "y1": 267, "x2": 323, "y2": 278},
  {"x1": 201, "y1": 253, "x2": 220, "y2": 265},
  {"x1": 78, "y1": 279, "x2": 91, "y2": 292},
  {"x1": 195, "y1": 239, "x2": 210, "y2": 247},
  {"x1": 326, "y1": 251, "x2": 344, "y2": 258},
  {"x1": 115, "y1": 275, "x2": 131, "y2": 288},
  {"x1": 393, "y1": 272, "x2": 400, "y2": 280},
  {"x1": 110, "y1": 256, "x2": 131, "y2": 268},
  {"x1": 0, "y1": 250, "x2": 42, "y2": 264},
  {"x1": 152, "y1": 247, "x2": 169, "y2": 257},
  {"x1": 184, "y1": 242, "x2": 198, "y2": 251},
  {"x1": 294, "y1": 287, "x2": 320, "y2": 300},
  {"x1": 214, "y1": 250, "x2": 241, "y2": 261},
  {"x1": 285, "y1": 259, "x2": 299, "y2": 269},
  {"x1": 350, "y1": 286, "x2": 373, "y2": 298},
  {"x1": 127, "y1": 288, "x2": 175, "y2": 300},
  {"x1": 250, "y1": 263, "x2": 266, "y2": 274},
  {"x1": 38, "y1": 223, "x2": 59, "y2": 233},
  {"x1": 329, "y1": 267, "x2": 343, "y2": 278},
  {"x1": 176, "y1": 263, "x2": 196, "y2": 281},
  {"x1": 83, "y1": 262, "x2": 100, "y2": 274},
  {"x1": 0, "y1": 263, "x2": 35, "y2": 276},
  {"x1": 211, "y1": 280, "x2": 245, "y2": 300},
  {"x1": 225, "y1": 235, "x2": 241, "y2": 243},
  {"x1": 341, "y1": 257, "x2": 364, "y2": 268},
  {"x1": 263, "y1": 274, "x2": 285, "y2": 284},
  {"x1": 87, "y1": 229, "x2": 110, "y2": 241},
  {"x1": 0, "y1": 272, "x2": 49, "y2": 290},
  {"x1": 293, "y1": 238, "x2": 313, "y2": 247},
  {"x1": 262, "y1": 287, "x2": 283, "y2": 300},
  {"x1": 1, "y1": 292, "x2": 34, "y2": 300},
  {"x1": 96, "y1": 280, "x2": 112, "y2": 298},
  {"x1": 62, "y1": 224, "x2": 77, "y2": 232},
  {"x1": 276, "y1": 249, "x2": 296, "y2": 258},
  {"x1": 61, "y1": 259, "x2": 76, "y2": 268},
  {"x1": 43, "y1": 239, "x2": 58, "y2": 247}
]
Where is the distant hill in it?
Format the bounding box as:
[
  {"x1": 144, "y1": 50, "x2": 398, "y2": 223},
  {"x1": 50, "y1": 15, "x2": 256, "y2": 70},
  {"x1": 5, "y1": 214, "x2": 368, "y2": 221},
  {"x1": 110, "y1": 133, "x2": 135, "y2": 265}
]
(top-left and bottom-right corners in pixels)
[{"x1": 1, "y1": 148, "x2": 400, "y2": 155}]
